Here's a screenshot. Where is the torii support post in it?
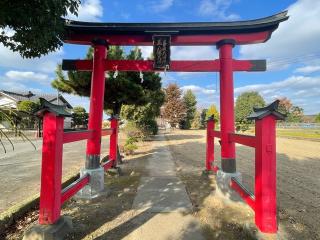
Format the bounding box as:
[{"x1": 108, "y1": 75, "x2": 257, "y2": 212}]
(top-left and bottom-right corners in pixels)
[
  {"x1": 255, "y1": 115, "x2": 277, "y2": 233},
  {"x1": 206, "y1": 117, "x2": 215, "y2": 171},
  {"x1": 215, "y1": 39, "x2": 242, "y2": 200},
  {"x1": 39, "y1": 112, "x2": 64, "y2": 225},
  {"x1": 217, "y1": 39, "x2": 236, "y2": 173},
  {"x1": 77, "y1": 39, "x2": 108, "y2": 199},
  {"x1": 24, "y1": 102, "x2": 73, "y2": 240},
  {"x1": 109, "y1": 116, "x2": 119, "y2": 167}
]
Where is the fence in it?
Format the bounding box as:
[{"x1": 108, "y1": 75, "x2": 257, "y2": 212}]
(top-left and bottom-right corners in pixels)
[
  {"x1": 206, "y1": 101, "x2": 285, "y2": 233},
  {"x1": 37, "y1": 105, "x2": 119, "y2": 225}
]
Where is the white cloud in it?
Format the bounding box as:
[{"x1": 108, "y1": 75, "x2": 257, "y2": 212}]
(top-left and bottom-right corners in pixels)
[
  {"x1": 171, "y1": 46, "x2": 217, "y2": 60},
  {"x1": 294, "y1": 65, "x2": 320, "y2": 74},
  {"x1": 240, "y1": 0, "x2": 320, "y2": 69},
  {"x1": 0, "y1": 78, "x2": 42, "y2": 93},
  {"x1": 150, "y1": 0, "x2": 174, "y2": 12},
  {"x1": 0, "y1": 44, "x2": 63, "y2": 73},
  {"x1": 5, "y1": 71, "x2": 49, "y2": 83},
  {"x1": 234, "y1": 75, "x2": 320, "y2": 114},
  {"x1": 140, "y1": 46, "x2": 217, "y2": 60},
  {"x1": 181, "y1": 74, "x2": 320, "y2": 113},
  {"x1": 198, "y1": 0, "x2": 240, "y2": 20},
  {"x1": 181, "y1": 85, "x2": 216, "y2": 95},
  {"x1": 67, "y1": 0, "x2": 103, "y2": 22}
]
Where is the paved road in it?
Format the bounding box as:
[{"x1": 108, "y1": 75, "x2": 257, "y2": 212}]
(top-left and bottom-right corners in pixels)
[{"x1": 0, "y1": 137, "x2": 110, "y2": 213}]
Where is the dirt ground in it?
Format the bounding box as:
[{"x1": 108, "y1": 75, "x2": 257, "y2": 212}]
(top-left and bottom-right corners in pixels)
[
  {"x1": 3, "y1": 129, "x2": 320, "y2": 240},
  {"x1": 164, "y1": 129, "x2": 320, "y2": 240}
]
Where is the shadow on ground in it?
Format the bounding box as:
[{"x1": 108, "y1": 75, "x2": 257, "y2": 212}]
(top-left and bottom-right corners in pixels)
[{"x1": 4, "y1": 130, "x2": 320, "y2": 240}]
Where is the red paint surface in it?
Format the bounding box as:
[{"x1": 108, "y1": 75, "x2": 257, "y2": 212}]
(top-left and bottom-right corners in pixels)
[
  {"x1": 67, "y1": 59, "x2": 262, "y2": 73},
  {"x1": 61, "y1": 174, "x2": 90, "y2": 204},
  {"x1": 109, "y1": 118, "x2": 118, "y2": 165},
  {"x1": 230, "y1": 178, "x2": 255, "y2": 210},
  {"x1": 206, "y1": 119, "x2": 215, "y2": 171},
  {"x1": 229, "y1": 133, "x2": 256, "y2": 148},
  {"x1": 86, "y1": 44, "x2": 107, "y2": 156},
  {"x1": 67, "y1": 59, "x2": 220, "y2": 72},
  {"x1": 102, "y1": 160, "x2": 113, "y2": 171},
  {"x1": 219, "y1": 43, "x2": 235, "y2": 161},
  {"x1": 63, "y1": 130, "x2": 93, "y2": 144},
  {"x1": 255, "y1": 115, "x2": 277, "y2": 233},
  {"x1": 101, "y1": 128, "x2": 113, "y2": 136},
  {"x1": 233, "y1": 59, "x2": 254, "y2": 71},
  {"x1": 39, "y1": 113, "x2": 64, "y2": 224},
  {"x1": 212, "y1": 130, "x2": 221, "y2": 138},
  {"x1": 65, "y1": 31, "x2": 271, "y2": 46}
]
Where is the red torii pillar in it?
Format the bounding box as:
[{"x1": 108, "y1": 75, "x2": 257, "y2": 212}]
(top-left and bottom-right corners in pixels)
[
  {"x1": 77, "y1": 39, "x2": 108, "y2": 199},
  {"x1": 217, "y1": 39, "x2": 236, "y2": 173}
]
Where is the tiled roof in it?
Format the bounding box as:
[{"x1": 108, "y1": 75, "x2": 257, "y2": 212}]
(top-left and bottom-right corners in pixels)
[{"x1": 0, "y1": 90, "x2": 72, "y2": 109}]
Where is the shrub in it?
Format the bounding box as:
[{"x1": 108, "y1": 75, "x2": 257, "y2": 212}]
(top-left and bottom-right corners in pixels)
[{"x1": 123, "y1": 136, "x2": 138, "y2": 155}]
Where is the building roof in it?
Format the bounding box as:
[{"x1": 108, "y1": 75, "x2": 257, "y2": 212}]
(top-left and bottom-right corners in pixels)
[{"x1": 0, "y1": 90, "x2": 73, "y2": 109}]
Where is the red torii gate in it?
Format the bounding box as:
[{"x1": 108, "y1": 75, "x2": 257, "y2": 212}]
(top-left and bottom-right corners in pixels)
[{"x1": 25, "y1": 11, "x2": 289, "y2": 240}]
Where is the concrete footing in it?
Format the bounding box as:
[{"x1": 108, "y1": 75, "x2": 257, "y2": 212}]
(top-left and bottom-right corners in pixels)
[
  {"x1": 216, "y1": 170, "x2": 242, "y2": 202},
  {"x1": 76, "y1": 167, "x2": 105, "y2": 199},
  {"x1": 23, "y1": 216, "x2": 72, "y2": 240}
]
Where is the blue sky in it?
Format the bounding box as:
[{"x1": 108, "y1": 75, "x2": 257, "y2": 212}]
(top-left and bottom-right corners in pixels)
[{"x1": 1, "y1": 0, "x2": 320, "y2": 114}]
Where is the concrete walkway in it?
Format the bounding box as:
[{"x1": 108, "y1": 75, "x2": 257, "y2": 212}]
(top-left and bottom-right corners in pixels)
[{"x1": 125, "y1": 134, "x2": 204, "y2": 240}]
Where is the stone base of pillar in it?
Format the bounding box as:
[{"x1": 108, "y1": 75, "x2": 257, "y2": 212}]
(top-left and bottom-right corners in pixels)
[
  {"x1": 76, "y1": 167, "x2": 105, "y2": 199},
  {"x1": 216, "y1": 170, "x2": 242, "y2": 202},
  {"x1": 23, "y1": 216, "x2": 72, "y2": 240}
]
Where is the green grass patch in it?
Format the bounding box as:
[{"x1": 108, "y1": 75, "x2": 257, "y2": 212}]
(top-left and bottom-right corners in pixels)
[{"x1": 276, "y1": 129, "x2": 320, "y2": 139}]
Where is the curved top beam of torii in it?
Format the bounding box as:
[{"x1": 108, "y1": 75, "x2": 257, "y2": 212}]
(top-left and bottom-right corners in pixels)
[{"x1": 63, "y1": 11, "x2": 288, "y2": 46}]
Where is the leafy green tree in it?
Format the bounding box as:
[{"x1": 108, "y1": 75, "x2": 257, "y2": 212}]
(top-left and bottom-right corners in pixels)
[
  {"x1": 278, "y1": 97, "x2": 304, "y2": 123},
  {"x1": 17, "y1": 100, "x2": 40, "y2": 129},
  {"x1": 235, "y1": 91, "x2": 265, "y2": 132},
  {"x1": 180, "y1": 90, "x2": 197, "y2": 129},
  {"x1": 191, "y1": 110, "x2": 201, "y2": 129},
  {"x1": 206, "y1": 104, "x2": 220, "y2": 124},
  {"x1": 315, "y1": 113, "x2": 320, "y2": 123},
  {"x1": 120, "y1": 90, "x2": 165, "y2": 135},
  {"x1": 52, "y1": 46, "x2": 162, "y2": 116},
  {"x1": 0, "y1": 0, "x2": 80, "y2": 58},
  {"x1": 17, "y1": 100, "x2": 39, "y2": 113},
  {"x1": 163, "y1": 84, "x2": 186, "y2": 128},
  {"x1": 287, "y1": 106, "x2": 304, "y2": 122},
  {"x1": 200, "y1": 108, "x2": 208, "y2": 129},
  {"x1": 72, "y1": 106, "x2": 88, "y2": 128}
]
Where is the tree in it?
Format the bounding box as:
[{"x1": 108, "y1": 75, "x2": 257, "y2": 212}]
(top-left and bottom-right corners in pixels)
[
  {"x1": 278, "y1": 97, "x2": 304, "y2": 122},
  {"x1": 17, "y1": 100, "x2": 40, "y2": 129},
  {"x1": 235, "y1": 91, "x2": 265, "y2": 132},
  {"x1": 200, "y1": 108, "x2": 208, "y2": 129},
  {"x1": 72, "y1": 106, "x2": 88, "y2": 128},
  {"x1": 120, "y1": 90, "x2": 165, "y2": 135},
  {"x1": 0, "y1": 1, "x2": 80, "y2": 58},
  {"x1": 191, "y1": 110, "x2": 201, "y2": 129},
  {"x1": 278, "y1": 97, "x2": 292, "y2": 115},
  {"x1": 206, "y1": 104, "x2": 220, "y2": 124},
  {"x1": 315, "y1": 113, "x2": 320, "y2": 123},
  {"x1": 287, "y1": 106, "x2": 304, "y2": 123},
  {"x1": 17, "y1": 100, "x2": 39, "y2": 113},
  {"x1": 180, "y1": 90, "x2": 197, "y2": 129},
  {"x1": 163, "y1": 84, "x2": 186, "y2": 128},
  {"x1": 52, "y1": 46, "x2": 163, "y2": 116}
]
